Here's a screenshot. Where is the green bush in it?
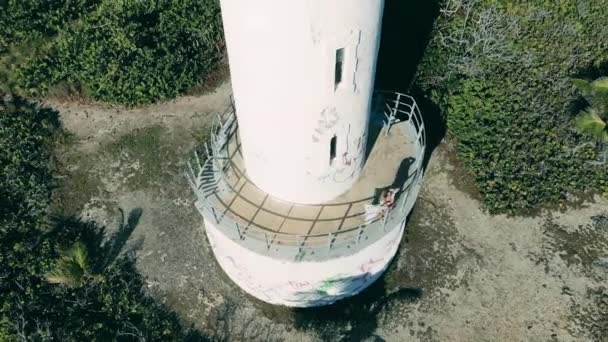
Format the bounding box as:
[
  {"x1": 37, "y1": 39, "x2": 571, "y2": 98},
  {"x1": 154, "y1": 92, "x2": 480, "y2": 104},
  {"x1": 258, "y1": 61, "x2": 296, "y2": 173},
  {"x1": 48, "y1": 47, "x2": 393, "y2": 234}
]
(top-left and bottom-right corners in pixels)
[
  {"x1": 0, "y1": 0, "x2": 100, "y2": 50},
  {"x1": 417, "y1": 0, "x2": 608, "y2": 212},
  {"x1": 0, "y1": 96, "x2": 57, "y2": 222},
  {"x1": 2, "y1": 0, "x2": 223, "y2": 105},
  {"x1": 0, "y1": 97, "x2": 203, "y2": 340}
]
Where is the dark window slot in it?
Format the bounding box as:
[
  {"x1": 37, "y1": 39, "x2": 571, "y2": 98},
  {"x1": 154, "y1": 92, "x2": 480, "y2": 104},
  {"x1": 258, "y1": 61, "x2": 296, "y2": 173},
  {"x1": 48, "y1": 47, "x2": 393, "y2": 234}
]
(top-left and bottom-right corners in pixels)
[
  {"x1": 330, "y1": 135, "x2": 337, "y2": 165},
  {"x1": 334, "y1": 48, "x2": 344, "y2": 89}
]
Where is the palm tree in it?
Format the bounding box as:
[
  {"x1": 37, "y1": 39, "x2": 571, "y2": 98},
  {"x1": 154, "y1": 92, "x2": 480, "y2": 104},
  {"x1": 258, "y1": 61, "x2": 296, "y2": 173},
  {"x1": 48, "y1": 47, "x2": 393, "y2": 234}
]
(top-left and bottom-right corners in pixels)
[
  {"x1": 576, "y1": 108, "x2": 608, "y2": 143},
  {"x1": 574, "y1": 77, "x2": 608, "y2": 163},
  {"x1": 574, "y1": 77, "x2": 608, "y2": 142},
  {"x1": 46, "y1": 241, "x2": 100, "y2": 287}
]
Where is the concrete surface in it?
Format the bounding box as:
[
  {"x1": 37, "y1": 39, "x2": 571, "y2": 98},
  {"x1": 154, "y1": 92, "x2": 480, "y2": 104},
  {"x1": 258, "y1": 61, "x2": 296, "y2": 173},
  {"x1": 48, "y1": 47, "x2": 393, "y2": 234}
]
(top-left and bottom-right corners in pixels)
[{"x1": 48, "y1": 81, "x2": 608, "y2": 341}]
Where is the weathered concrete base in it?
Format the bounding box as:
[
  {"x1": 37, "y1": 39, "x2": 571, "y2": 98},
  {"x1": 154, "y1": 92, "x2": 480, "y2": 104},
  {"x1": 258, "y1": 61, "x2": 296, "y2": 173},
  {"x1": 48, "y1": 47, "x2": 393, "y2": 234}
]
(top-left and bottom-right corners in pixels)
[{"x1": 203, "y1": 216, "x2": 406, "y2": 307}]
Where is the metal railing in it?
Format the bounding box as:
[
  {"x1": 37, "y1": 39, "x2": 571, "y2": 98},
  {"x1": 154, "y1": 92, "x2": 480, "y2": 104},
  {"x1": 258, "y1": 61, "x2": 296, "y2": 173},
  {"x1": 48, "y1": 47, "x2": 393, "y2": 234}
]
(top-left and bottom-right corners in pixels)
[{"x1": 184, "y1": 91, "x2": 426, "y2": 260}]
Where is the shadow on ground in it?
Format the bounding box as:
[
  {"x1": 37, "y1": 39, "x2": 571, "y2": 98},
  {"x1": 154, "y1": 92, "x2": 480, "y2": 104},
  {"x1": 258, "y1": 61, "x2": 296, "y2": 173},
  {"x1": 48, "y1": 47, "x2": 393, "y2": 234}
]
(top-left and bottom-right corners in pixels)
[
  {"x1": 249, "y1": 261, "x2": 423, "y2": 342},
  {"x1": 248, "y1": 198, "x2": 459, "y2": 341},
  {"x1": 291, "y1": 280, "x2": 423, "y2": 341},
  {"x1": 369, "y1": 0, "x2": 445, "y2": 171},
  {"x1": 375, "y1": 0, "x2": 438, "y2": 93},
  {"x1": 274, "y1": 1, "x2": 443, "y2": 340},
  {"x1": 48, "y1": 207, "x2": 144, "y2": 274}
]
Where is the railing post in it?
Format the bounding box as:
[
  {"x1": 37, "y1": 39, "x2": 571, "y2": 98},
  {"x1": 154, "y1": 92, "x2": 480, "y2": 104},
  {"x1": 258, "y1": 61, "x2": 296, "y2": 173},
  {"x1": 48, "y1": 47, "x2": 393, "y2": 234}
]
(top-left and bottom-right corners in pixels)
[
  {"x1": 217, "y1": 208, "x2": 224, "y2": 223},
  {"x1": 265, "y1": 232, "x2": 271, "y2": 250},
  {"x1": 383, "y1": 209, "x2": 389, "y2": 231},
  {"x1": 210, "y1": 132, "x2": 218, "y2": 155},
  {"x1": 211, "y1": 207, "x2": 220, "y2": 224},
  {"x1": 297, "y1": 235, "x2": 304, "y2": 254},
  {"x1": 327, "y1": 232, "x2": 333, "y2": 251},
  {"x1": 394, "y1": 93, "x2": 401, "y2": 120},
  {"x1": 386, "y1": 111, "x2": 391, "y2": 135},
  {"x1": 204, "y1": 142, "x2": 211, "y2": 159},
  {"x1": 187, "y1": 161, "x2": 196, "y2": 185},
  {"x1": 401, "y1": 190, "x2": 408, "y2": 211},
  {"x1": 185, "y1": 170, "x2": 197, "y2": 192},
  {"x1": 356, "y1": 224, "x2": 364, "y2": 244},
  {"x1": 211, "y1": 154, "x2": 220, "y2": 174},
  {"x1": 235, "y1": 222, "x2": 243, "y2": 240},
  {"x1": 194, "y1": 150, "x2": 201, "y2": 170}
]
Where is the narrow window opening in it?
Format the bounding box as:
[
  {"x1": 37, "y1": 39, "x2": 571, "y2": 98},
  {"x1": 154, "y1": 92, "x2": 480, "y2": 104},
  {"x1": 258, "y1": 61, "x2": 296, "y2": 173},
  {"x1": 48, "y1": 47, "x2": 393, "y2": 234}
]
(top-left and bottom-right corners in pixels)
[
  {"x1": 330, "y1": 135, "x2": 337, "y2": 165},
  {"x1": 334, "y1": 48, "x2": 344, "y2": 89}
]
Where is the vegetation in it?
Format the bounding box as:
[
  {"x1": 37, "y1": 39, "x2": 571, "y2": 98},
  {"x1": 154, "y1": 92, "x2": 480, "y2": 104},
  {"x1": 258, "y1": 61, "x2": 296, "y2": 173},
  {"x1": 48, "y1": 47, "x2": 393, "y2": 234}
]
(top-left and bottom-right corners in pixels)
[
  {"x1": 0, "y1": 0, "x2": 99, "y2": 50},
  {"x1": 0, "y1": 97, "x2": 203, "y2": 340},
  {"x1": 574, "y1": 77, "x2": 608, "y2": 144},
  {"x1": 0, "y1": 0, "x2": 223, "y2": 105},
  {"x1": 417, "y1": 0, "x2": 608, "y2": 212},
  {"x1": 46, "y1": 241, "x2": 100, "y2": 287}
]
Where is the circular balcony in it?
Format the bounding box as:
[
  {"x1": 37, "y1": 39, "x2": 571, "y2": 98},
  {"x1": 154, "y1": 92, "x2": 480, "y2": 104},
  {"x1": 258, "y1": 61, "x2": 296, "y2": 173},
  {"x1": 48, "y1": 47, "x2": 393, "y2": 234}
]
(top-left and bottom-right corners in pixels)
[{"x1": 185, "y1": 91, "x2": 426, "y2": 261}]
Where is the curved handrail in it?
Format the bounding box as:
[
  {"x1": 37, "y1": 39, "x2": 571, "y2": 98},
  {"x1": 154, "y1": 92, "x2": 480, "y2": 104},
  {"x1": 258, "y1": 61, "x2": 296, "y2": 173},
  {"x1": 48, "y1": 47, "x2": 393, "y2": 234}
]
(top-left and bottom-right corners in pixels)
[{"x1": 185, "y1": 91, "x2": 426, "y2": 252}]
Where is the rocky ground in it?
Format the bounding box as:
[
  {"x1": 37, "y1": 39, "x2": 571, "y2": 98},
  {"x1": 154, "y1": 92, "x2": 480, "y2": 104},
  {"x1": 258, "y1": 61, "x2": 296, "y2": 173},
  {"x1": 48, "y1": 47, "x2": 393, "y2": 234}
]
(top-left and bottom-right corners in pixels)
[{"x1": 47, "y1": 82, "x2": 607, "y2": 341}]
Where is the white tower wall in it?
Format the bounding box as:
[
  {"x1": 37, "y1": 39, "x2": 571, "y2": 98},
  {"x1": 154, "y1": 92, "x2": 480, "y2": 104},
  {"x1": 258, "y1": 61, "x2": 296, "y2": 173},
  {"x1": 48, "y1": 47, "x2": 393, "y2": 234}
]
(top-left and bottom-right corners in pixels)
[
  {"x1": 204, "y1": 217, "x2": 406, "y2": 307},
  {"x1": 220, "y1": 0, "x2": 385, "y2": 204}
]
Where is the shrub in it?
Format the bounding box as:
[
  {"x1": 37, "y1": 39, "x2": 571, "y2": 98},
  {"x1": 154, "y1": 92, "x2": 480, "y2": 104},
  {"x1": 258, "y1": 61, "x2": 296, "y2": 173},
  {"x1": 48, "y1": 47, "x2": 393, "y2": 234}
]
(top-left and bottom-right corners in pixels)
[
  {"x1": 0, "y1": 0, "x2": 100, "y2": 51},
  {"x1": 417, "y1": 0, "x2": 608, "y2": 212},
  {"x1": 0, "y1": 96, "x2": 57, "y2": 222},
  {"x1": 2, "y1": 0, "x2": 223, "y2": 105}
]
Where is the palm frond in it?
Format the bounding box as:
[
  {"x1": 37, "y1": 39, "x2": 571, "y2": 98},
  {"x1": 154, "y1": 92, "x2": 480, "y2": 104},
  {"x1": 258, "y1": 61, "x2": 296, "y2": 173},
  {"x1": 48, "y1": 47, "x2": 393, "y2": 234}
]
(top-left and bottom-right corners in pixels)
[
  {"x1": 574, "y1": 78, "x2": 592, "y2": 93},
  {"x1": 46, "y1": 257, "x2": 86, "y2": 287},
  {"x1": 575, "y1": 109, "x2": 608, "y2": 142},
  {"x1": 70, "y1": 241, "x2": 89, "y2": 271},
  {"x1": 46, "y1": 241, "x2": 91, "y2": 287},
  {"x1": 591, "y1": 77, "x2": 608, "y2": 91},
  {"x1": 591, "y1": 77, "x2": 608, "y2": 114},
  {"x1": 575, "y1": 78, "x2": 608, "y2": 114}
]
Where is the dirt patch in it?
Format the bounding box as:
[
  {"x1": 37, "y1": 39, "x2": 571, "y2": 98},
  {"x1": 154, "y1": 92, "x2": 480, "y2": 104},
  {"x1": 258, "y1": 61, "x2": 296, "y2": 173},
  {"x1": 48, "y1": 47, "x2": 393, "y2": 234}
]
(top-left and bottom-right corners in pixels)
[
  {"x1": 49, "y1": 83, "x2": 230, "y2": 216},
  {"x1": 44, "y1": 82, "x2": 231, "y2": 151},
  {"x1": 374, "y1": 146, "x2": 607, "y2": 341},
  {"x1": 49, "y1": 84, "x2": 608, "y2": 341},
  {"x1": 385, "y1": 196, "x2": 478, "y2": 294},
  {"x1": 101, "y1": 125, "x2": 173, "y2": 191},
  {"x1": 571, "y1": 286, "x2": 608, "y2": 341},
  {"x1": 542, "y1": 214, "x2": 608, "y2": 279},
  {"x1": 541, "y1": 214, "x2": 608, "y2": 340}
]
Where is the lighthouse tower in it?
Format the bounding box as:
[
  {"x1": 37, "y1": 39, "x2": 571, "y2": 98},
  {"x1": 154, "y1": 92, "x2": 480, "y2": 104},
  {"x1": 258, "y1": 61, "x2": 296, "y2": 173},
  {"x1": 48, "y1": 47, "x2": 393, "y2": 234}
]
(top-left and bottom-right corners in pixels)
[{"x1": 187, "y1": 0, "x2": 426, "y2": 307}]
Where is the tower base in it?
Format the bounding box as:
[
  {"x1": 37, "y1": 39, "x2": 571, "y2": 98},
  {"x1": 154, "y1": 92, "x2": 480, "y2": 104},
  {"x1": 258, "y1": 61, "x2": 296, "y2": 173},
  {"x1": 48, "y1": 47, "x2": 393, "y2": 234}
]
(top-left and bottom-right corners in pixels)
[
  {"x1": 186, "y1": 91, "x2": 426, "y2": 307},
  {"x1": 203, "y1": 215, "x2": 406, "y2": 307}
]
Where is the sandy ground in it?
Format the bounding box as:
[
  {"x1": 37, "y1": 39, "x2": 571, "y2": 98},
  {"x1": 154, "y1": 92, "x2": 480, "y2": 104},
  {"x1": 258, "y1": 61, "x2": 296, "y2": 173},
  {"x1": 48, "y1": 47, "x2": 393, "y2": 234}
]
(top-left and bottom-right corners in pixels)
[{"x1": 48, "y1": 82, "x2": 607, "y2": 342}]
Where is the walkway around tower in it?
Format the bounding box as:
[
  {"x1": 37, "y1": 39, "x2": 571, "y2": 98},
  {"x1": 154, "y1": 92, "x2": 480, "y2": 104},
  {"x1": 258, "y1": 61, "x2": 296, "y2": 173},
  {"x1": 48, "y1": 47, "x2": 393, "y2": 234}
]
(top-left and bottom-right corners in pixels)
[{"x1": 186, "y1": 91, "x2": 426, "y2": 262}]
